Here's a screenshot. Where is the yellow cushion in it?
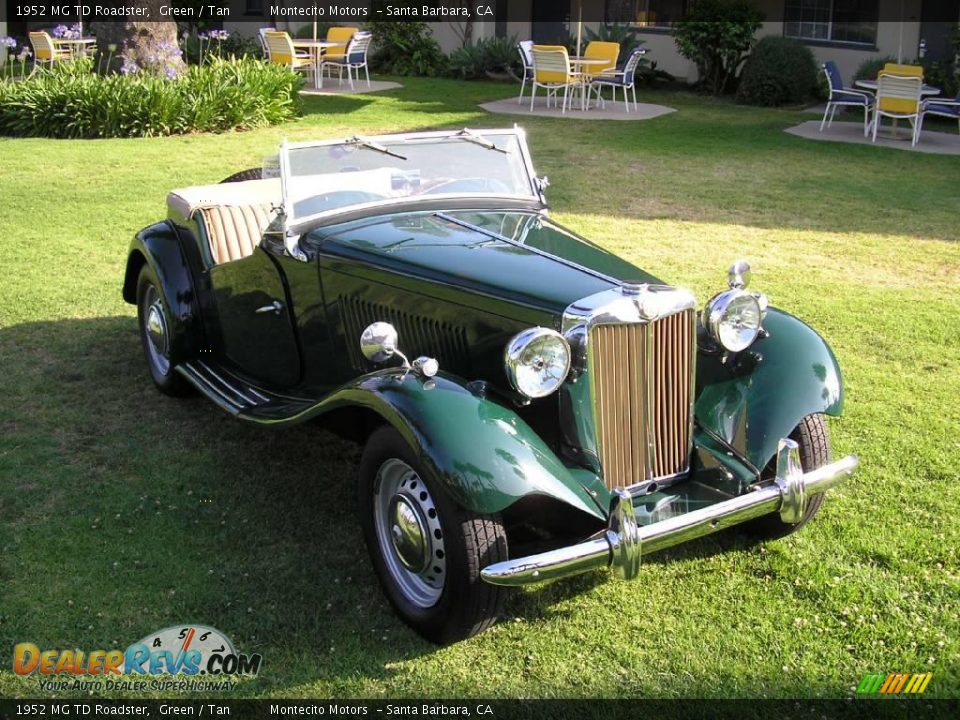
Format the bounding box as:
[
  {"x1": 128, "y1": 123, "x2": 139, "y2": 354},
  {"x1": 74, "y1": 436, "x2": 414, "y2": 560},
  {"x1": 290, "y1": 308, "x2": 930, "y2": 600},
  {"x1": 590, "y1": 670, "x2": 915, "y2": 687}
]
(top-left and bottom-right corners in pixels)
[
  {"x1": 583, "y1": 41, "x2": 618, "y2": 78},
  {"x1": 882, "y1": 63, "x2": 923, "y2": 78},
  {"x1": 532, "y1": 45, "x2": 572, "y2": 84},
  {"x1": 326, "y1": 27, "x2": 357, "y2": 43},
  {"x1": 879, "y1": 97, "x2": 919, "y2": 113}
]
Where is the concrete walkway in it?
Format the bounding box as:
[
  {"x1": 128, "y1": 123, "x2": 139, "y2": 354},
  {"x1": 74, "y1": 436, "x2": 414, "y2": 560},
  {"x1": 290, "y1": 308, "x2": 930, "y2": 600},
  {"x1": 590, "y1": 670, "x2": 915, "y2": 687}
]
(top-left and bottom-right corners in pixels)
[
  {"x1": 481, "y1": 95, "x2": 676, "y2": 121},
  {"x1": 300, "y1": 80, "x2": 401, "y2": 97},
  {"x1": 786, "y1": 120, "x2": 960, "y2": 156}
]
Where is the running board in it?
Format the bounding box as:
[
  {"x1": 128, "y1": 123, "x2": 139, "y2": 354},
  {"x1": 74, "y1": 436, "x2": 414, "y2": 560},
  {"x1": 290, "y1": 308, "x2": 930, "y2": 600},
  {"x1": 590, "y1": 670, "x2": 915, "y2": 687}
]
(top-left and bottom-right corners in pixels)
[{"x1": 176, "y1": 361, "x2": 315, "y2": 423}]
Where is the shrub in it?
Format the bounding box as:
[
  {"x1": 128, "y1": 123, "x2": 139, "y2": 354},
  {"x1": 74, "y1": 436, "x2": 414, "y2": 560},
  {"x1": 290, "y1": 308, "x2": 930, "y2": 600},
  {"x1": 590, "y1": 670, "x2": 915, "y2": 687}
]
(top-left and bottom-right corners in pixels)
[
  {"x1": 736, "y1": 36, "x2": 818, "y2": 106},
  {"x1": 583, "y1": 22, "x2": 643, "y2": 66},
  {"x1": 365, "y1": 14, "x2": 447, "y2": 76},
  {"x1": 448, "y1": 36, "x2": 522, "y2": 80},
  {"x1": 0, "y1": 56, "x2": 303, "y2": 138},
  {"x1": 852, "y1": 55, "x2": 898, "y2": 84},
  {"x1": 672, "y1": 0, "x2": 763, "y2": 95}
]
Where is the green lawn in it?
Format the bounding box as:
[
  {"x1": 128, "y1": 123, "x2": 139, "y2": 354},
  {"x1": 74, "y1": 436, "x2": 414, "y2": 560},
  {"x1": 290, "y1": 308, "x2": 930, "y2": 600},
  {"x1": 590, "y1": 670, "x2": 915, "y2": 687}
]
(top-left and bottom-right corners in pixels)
[{"x1": 1, "y1": 77, "x2": 958, "y2": 700}]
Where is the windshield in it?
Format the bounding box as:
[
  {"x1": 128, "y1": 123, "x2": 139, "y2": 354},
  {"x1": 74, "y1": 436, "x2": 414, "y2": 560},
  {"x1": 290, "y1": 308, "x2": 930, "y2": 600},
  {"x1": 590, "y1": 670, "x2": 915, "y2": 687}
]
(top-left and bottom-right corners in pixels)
[{"x1": 280, "y1": 131, "x2": 538, "y2": 227}]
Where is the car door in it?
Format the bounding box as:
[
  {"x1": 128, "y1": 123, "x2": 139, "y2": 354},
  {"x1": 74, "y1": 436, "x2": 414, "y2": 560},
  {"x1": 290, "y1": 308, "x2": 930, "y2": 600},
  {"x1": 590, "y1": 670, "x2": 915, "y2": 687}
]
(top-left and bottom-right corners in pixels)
[{"x1": 208, "y1": 247, "x2": 302, "y2": 388}]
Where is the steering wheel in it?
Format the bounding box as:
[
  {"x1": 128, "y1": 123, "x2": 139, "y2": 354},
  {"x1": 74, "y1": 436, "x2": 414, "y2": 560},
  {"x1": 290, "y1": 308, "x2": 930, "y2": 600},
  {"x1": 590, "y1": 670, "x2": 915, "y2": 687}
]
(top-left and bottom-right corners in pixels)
[
  {"x1": 423, "y1": 178, "x2": 511, "y2": 195},
  {"x1": 294, "y1": 191, "x2": 385, "y2": 216}
]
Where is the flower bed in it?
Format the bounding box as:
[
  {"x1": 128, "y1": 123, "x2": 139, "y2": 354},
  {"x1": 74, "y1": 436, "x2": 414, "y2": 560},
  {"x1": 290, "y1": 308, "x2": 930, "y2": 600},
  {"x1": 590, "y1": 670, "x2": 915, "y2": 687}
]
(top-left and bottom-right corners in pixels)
[{"x1": 0, "y1": 56, "x2": 303, "y2": 138}]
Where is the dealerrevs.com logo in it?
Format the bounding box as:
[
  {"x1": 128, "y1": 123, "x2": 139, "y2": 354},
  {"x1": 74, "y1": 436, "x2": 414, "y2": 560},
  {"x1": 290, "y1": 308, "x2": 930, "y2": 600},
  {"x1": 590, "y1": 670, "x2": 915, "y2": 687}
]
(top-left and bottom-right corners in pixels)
[{"x1": 13, "y1": 625, "x2": 262, "y2": 693}]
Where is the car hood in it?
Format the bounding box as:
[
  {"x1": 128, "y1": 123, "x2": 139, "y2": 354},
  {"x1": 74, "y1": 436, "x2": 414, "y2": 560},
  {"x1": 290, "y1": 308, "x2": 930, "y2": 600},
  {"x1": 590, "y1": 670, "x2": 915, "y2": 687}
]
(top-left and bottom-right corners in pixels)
[{"x1": 311, "y1": 209, "x2": 662, "y2": 317}]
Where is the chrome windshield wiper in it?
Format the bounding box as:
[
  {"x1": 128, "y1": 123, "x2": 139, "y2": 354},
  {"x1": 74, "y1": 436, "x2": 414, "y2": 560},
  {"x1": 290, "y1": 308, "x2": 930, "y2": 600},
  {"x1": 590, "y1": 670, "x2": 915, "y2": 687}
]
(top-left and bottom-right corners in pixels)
[
  {"x1": 453, "y1": 128, "x2": 508, "y2": 153},
  {"x1": 347, "y1": 135, "x2": 407, "y2": 161}
]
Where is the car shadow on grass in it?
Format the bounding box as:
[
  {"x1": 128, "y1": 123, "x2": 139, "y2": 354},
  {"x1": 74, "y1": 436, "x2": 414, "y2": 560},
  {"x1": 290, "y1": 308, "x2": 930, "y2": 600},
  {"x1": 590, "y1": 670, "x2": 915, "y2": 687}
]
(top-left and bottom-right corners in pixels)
[{"x1": 0, "y1": 316, "x2": 792, "y2": 696}]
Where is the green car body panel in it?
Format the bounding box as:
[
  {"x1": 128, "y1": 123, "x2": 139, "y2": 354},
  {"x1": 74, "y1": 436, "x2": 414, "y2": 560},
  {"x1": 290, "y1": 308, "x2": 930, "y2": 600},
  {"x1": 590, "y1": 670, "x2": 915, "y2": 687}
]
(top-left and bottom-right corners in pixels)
[{"x1": 124, "y1": 201, "x2": 847, "y2": 526}]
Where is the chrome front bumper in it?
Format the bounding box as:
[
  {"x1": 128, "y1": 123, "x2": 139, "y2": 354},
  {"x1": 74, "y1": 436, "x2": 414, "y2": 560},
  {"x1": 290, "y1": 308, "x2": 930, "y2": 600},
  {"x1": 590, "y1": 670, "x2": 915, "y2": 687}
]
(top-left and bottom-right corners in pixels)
[{"x1": 481, "y1": 438, "x2": 859, "y2": 587}]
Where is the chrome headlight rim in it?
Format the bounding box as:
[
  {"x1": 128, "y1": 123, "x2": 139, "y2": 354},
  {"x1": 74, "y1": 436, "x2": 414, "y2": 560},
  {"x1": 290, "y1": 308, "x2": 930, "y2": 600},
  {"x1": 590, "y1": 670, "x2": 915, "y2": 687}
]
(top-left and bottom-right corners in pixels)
[
  {"x1": 504, "y1": 327, "x2": 571, "y2": 399},
  {"x1": 704, "y1": 289, "x2": 762, "y2": 353}
]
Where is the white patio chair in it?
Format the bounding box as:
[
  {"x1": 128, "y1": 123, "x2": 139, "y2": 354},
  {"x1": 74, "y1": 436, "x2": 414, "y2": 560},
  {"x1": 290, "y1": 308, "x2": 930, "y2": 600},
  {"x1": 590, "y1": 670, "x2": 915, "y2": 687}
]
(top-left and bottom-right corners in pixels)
[
  {"x1": 264, "y1": 31, "x2": 314, "y2": 84},
  {"x1": 516, "y1": 40, "x2": 534, "y2": 104},
  {"x1": 530, "y1": 45, "x2": 581, "y2": 114},
  {"x1": 872, "y1": 73, "x2": 924, "y2": 146},
  {"x1": 319, "y1": 31, "x2": 372, "y2": 89}
]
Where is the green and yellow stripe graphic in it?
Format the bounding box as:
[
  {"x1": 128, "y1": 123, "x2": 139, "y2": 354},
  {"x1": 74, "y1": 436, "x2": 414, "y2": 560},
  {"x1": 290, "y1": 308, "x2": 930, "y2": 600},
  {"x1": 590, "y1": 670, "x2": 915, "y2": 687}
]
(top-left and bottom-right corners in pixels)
[{"x1": 857, "y1": 672, "x2": 933, "y2": 695}]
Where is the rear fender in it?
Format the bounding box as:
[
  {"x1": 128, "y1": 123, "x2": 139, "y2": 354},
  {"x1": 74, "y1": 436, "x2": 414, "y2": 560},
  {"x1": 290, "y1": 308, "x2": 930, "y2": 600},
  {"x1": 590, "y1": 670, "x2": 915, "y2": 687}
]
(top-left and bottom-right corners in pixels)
[{"x1": 122, "y1": 221, "x2": 204, "y2": 365}]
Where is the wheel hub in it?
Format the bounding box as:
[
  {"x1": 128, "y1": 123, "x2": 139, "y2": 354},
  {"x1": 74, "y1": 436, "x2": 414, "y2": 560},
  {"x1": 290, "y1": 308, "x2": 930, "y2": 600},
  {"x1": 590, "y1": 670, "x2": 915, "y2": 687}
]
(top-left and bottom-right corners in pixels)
[
  {"x1": 373, "y1": 458, "x2": 447, "y2": 609},
  {"x1": 389, "y1": 495, "x2": 430, "y2": 572},
  {"x1": 146, "y1": 303, "x2": 168, "y2": 356}
]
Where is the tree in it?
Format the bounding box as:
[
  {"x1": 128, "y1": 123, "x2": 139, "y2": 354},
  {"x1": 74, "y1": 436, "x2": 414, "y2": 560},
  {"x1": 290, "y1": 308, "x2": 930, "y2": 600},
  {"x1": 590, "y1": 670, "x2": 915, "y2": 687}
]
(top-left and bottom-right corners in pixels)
[
  {"x1": 92, "y1": 6, "x2": 183, "y2": 75},
  {"x1": 671, "y1": 0, "x2": 763, "y2": 95}
]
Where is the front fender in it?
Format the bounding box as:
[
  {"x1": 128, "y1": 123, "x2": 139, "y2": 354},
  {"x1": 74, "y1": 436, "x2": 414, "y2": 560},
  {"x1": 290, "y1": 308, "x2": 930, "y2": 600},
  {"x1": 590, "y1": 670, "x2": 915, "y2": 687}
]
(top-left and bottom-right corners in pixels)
[
  {"x1": 322, "y1": 371, "x2": 606, "y2": 521},
  {"x1": 695, "y1": 309, "x2": 844, "y2": 473},
  {"x1": 122, "y1": 221, "x2": 203, "y2": 364}
]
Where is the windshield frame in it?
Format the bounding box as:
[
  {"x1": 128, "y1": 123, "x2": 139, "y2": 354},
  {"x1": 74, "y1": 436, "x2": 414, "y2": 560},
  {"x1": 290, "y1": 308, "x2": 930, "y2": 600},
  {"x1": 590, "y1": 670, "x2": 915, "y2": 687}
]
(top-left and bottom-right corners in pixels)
[{"x1": 277, "y1": 128, "x2": 545, "y2": 244}]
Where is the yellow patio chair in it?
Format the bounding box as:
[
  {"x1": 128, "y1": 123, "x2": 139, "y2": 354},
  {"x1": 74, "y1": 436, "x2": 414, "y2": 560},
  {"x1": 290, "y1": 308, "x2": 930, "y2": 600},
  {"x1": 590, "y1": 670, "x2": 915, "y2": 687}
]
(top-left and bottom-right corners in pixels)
[
  {"x1": 872, "y1": 73, "x2": 924, "y2": 146},
  {"x1": 530, "y1": 45, "x2": 582, "y2": 114},
  {"x1": 29, "y1": 31, "x2": 71, "y2": 71},
  {"x1": 582, "y1": 40, "x2": 620, "y2": 107},
  {"x1": 264, "y1": 31, "x2": 314, "y2": 83},
  {"x1": 323, "y1": 26, "x2": 359, "y2": 61},
  {"x1": 583, "y1": 41, "x2": 619, "y2": 78}
]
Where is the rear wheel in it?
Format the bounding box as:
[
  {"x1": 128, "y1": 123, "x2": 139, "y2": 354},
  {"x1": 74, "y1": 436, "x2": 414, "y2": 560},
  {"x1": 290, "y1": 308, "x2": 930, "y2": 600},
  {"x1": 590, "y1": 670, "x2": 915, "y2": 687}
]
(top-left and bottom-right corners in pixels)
[
  {"x1": 136, "y1": 266, "x2": 189, "y2": 397},
  {"x1": 742, "y1": 413, "x2": 830, "y2": 539},
  {"x1": 359, "y1": 426, "x2": 507, "y2": 644}
]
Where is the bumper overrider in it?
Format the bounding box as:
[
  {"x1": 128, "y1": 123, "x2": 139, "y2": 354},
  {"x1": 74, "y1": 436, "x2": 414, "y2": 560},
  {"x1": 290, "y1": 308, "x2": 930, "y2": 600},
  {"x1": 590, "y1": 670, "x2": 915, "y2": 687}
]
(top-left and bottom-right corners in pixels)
[{"x1": 481, "y1": 438, "x2": 859, "y2": 586}]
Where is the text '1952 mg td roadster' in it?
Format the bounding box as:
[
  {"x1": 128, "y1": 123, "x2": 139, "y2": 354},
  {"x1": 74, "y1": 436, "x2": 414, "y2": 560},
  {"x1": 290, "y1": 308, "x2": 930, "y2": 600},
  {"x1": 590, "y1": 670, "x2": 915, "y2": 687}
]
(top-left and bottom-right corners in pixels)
[{"x1": 123, "y1": 127, "x2": 858, "y2": 643}]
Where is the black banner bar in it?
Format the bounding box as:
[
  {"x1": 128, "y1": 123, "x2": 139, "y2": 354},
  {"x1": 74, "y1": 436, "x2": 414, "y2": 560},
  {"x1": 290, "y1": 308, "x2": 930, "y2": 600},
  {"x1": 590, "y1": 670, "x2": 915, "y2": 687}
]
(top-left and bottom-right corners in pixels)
[
  {"x1": 0, "y1": 699, "x2": 958, "y2": 720},
  {"x1": 2, "y1": 1, "x2": 959, "y2": 25}
]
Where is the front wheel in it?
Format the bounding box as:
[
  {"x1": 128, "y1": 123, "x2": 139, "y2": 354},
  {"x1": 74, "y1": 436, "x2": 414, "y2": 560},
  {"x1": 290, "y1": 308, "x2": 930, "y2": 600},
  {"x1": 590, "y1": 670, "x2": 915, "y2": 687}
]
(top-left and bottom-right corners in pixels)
[
  {"x1": 742, "y1": 413, "x2": 831, "y2": 539},
  {"x1": 359, "y1": 426, "x2": 508, "y2": 644}
]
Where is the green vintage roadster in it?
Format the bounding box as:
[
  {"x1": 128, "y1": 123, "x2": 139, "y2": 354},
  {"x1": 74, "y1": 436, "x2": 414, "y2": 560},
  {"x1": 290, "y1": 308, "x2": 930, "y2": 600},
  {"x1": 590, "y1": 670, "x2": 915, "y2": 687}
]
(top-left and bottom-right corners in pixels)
[{"x1": 123, "y1": 128, "x2": 858, "y2": 643}]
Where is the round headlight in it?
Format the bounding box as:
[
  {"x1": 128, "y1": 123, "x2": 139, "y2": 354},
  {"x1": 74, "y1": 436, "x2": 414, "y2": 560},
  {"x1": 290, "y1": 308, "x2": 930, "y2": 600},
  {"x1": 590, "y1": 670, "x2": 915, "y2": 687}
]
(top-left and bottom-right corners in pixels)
[
  {"x1": 504, "y1": 327, "x2": 571, "y2": 399},
  {"x1": 704, "y1": 290, "x2": 762, "y2": 352}
]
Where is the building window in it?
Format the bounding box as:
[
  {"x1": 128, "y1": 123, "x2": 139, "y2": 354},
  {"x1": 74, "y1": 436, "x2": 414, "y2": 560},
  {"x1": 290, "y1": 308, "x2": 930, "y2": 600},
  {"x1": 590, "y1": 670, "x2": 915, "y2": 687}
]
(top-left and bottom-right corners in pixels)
[
  {"x1": 783, "y1": 0, "x2": 878, "y2": 45},
  {"x1": 606, "y1": 0, "x2": 688, "y2": 28},
  {"x1": 246, "y1": 0, "x2": 263, "y2": 16}
]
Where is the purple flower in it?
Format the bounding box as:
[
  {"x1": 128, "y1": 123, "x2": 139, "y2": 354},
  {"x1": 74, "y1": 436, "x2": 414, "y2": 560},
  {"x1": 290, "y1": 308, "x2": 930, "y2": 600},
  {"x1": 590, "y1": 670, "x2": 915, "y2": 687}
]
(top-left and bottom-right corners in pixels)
[
  {"x1": 120, "y1": 60, "x2": 139, "y2": 75},
  {"x1": 197, "y1": 32, "x2": 208, "y2": 41},
  {"x1": 165, "y1": 66, "x2": 177, "y2": 79},
  {"x1": 3, "y1": 36, "x2": 17, "y2": 49},
  {"x1": 16, "y1": 46, "x2": 32, "y2": 62},
  {"x1": 51, "y1": 25, "x2": 69, "y2": 38}
]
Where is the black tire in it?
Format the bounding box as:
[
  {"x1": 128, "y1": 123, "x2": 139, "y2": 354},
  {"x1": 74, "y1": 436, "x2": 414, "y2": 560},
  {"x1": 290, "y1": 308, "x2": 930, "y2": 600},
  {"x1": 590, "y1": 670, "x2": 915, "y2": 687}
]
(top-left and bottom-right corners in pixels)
[
  {"x1": 136, "y1": 266, "x2": 190, "y2": 397},
  {"x1": 359, "y1": 425, "x2": 507, "y2": 644},
  {"x1": 220, "y1": 168, "x2": 263, "y2": 184},
  {"x1": 742, "y1": 413, "x2": 831, "y2": 539}
]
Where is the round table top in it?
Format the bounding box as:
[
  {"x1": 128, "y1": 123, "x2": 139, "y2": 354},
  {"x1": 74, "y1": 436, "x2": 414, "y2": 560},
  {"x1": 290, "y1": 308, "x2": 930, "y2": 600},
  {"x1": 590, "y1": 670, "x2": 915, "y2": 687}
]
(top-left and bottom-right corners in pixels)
[
  {"x1": 570, "y1": 57, "x2": 610, "y2": 65},
  {"x1": 854, "y1": 78, "x2": 940, "y2": 96},
  {"x1": 292, "y1": 40, "x2": 339, "y2": 48},
  {"x1": 54, "y1": 37, "x2": 96, "y2": 44}
]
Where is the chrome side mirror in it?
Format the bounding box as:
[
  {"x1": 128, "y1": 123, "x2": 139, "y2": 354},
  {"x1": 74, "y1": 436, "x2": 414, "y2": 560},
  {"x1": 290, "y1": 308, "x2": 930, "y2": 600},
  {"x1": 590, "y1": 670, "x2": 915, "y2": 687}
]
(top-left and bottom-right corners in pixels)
[
  {"x1": 727, "y1": 260, "x2": 751, "y2": 290},
  {"x1": 360, "y1": 322, "x2": 439, "y2": 377},
  {"x1": 360, "y1": 322, "x2": 401, "y2": 363}
]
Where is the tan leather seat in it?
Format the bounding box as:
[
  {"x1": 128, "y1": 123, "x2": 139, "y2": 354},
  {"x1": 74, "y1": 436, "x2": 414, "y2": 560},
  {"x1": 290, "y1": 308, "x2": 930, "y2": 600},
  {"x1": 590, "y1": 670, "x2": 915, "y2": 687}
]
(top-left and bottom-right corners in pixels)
[
  {"x1": 167, "y1": 178, "x2": 282, "y2": 266},
  {"x1": 197, "y1": 203, "x2": 277, "y2": 265}
]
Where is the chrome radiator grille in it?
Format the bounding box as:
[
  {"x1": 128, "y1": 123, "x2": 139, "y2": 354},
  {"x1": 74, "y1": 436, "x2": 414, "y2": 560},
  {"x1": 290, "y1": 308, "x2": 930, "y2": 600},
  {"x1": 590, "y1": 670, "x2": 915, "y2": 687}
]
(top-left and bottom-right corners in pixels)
[{"x1": 588, "y1": 309, "x2": 695, "y2": 491}]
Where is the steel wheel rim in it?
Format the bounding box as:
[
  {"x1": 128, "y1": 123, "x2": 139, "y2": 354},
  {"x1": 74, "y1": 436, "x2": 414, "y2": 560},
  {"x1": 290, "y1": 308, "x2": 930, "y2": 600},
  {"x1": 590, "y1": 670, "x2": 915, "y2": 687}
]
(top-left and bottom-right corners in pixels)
[
  {"x1": 373, "y1": 458, "x2": 446, "y2": 608},
  {"x1": 142, "y1": 285, "x2": 170, "y2": 376}
]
